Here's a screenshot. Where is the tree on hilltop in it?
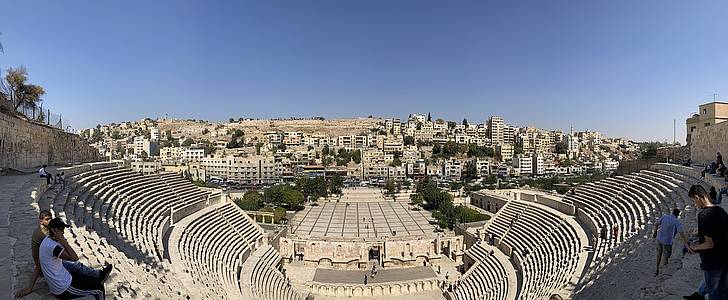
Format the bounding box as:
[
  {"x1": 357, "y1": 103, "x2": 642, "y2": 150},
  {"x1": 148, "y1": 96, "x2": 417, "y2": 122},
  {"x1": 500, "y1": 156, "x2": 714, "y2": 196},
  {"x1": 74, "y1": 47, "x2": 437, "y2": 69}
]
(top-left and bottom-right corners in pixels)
[{"x1": 1, "y1": 67, "x2": 45, "y2": 115}]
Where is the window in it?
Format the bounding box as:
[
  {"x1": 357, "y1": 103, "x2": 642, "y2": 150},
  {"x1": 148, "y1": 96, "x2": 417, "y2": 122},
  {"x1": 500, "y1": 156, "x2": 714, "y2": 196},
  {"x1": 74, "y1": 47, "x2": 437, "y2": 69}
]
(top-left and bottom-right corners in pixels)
[
  {"x1": 705, "y1": 123, "x2": 711, "y2": 127},
  {"x1": 703, "y1": 109, "x2": 707, "y2": 114}
]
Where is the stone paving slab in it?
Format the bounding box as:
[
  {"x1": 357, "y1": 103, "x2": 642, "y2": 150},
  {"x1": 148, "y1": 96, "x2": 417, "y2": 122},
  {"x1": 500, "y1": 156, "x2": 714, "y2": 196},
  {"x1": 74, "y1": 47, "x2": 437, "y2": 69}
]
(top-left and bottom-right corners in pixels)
[
  {"x1": 313, "y1": 266, "x2": 436, "y2": 285},
  {"x1": 291, "y1": 201, "x2": 437, "y2": 239}
]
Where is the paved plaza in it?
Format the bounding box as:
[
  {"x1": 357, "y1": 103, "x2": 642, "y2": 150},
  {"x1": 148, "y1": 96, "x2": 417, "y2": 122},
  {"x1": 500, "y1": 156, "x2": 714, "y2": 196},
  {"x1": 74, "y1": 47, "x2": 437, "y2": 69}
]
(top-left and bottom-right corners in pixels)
[{"x1": 289, "y1": 201, "x2": 437, "y2": 239}]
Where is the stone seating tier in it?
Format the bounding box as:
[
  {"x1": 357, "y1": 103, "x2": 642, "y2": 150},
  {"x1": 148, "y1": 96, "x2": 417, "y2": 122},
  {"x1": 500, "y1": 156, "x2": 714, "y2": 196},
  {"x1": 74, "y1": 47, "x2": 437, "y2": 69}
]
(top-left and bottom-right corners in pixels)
[
  {"x1": 170, "y1": 202, "x2": 269, "y2": 299},
  {"x1": 240, "y1": 244, "x2": 307, "y2": 300},
  {"x1": 33, "y1": 165, "x2": 192, "y2": 299},
  {"x1": 483, "y1": 199, "x2": 583, "y2": 300}
]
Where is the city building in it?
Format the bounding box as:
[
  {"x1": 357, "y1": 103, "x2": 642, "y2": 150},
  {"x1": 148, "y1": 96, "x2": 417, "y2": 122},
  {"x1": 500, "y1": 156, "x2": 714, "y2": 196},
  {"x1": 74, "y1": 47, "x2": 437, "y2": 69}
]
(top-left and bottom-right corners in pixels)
[
  {"x1": 198, "y1": 155, "x2": 283, "y2": 185},
  {"x1": 513, "y1": 154, "x2": 533, "y2": 176},
  {"x1": 686, "y1": 101, "x2": 728, "y2": 144},
  {"x1": 487, "y1": 116, "x2": 504, "y2": 146}
]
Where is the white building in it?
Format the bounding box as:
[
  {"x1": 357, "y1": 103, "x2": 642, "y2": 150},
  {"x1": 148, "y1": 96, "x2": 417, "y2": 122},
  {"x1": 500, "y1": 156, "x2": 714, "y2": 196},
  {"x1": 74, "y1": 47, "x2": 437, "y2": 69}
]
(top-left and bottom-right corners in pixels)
[
  {"x1": 150, "y1": 127, "x2": 160, "y2": 142},
  {"x1": 566, "y1": 134, "x2": 580, "y2": 158},
  {"x1": 131, "y1": 161, "x2": 161, "y2": 174},
  {"x1": 183, "y1": 148, "x2": 205, "y2": 162},
  {"x1": 496, "y1": 144, "x2": 514, "y2": 162},
  {"x1": 532, "y1": 154, "x2": 545, "y2": 176},
  {"x1": 475, "y1": 158, "x2": 491, "y2": 177},
  {"x1": 160, "y1": 146, "x2": 183, "y2": 163},
  {"x1": 513, "y1": 154, "x2": 533, "y2": 176},
  {"x1": 199, "y1": 155, "x2": 283, "y2": 185},
  {"x1": 444, "y1": 158, "x2": 463, "y2": 181}
]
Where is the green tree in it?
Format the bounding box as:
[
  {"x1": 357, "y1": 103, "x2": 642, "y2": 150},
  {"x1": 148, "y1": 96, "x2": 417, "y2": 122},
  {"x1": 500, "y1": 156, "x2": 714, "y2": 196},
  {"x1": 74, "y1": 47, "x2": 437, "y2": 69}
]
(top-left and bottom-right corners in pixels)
[
  {"x1": 462, "y1": 160, "x2": 478, "y2": 180},
  {"x1": 296, "y1": 176, "x2": 329, "y2": 200},
  {"x1": 403, "y1": 136, "x2": 415, "y2": 146},
  {"x1": 234, "y1": 191, "x2": 263, "y2": 210},
  {"x1": 432, "y1": 144, "x2": 441, "y2": 155},
  {"x1": 555, "y1": 142, "x2": 568, "y2": 154},
  {"x1": 352, "y1": 149, "x2": 362, "y2": 164},
  {"x1": 226, "y1": 137, "x2": 240, "y2": 148},
  {"x1": 181, "y1": 138, "x2": 194, "y2": 147},
  {"x1": 462, "y1": 118, "x2": 468, "y2": 126},
  {"x1": 322, "y1": 145, "x2": 330, "y2": 156},
  {"x1": 409, "y1": 194, "x2": 424, "y2": 206},
  {"x1": 1, "y1": 67, "x2": 45, "y2": 113},
  {"x1": 514, "y1": 145, "x2": 524, "y2": 155},
  {"x1": 456, "y1": 206, "x2": 489, "y2": 223},
  {"x1": 329, "y1": 174, "x2": 344, "y2": 194},
  {"x1": 264, "y1": 185, "x2": 304, "y2": 209},
  {"x1": 384, "y1": 179, "x2": 397, "y2": 195}
]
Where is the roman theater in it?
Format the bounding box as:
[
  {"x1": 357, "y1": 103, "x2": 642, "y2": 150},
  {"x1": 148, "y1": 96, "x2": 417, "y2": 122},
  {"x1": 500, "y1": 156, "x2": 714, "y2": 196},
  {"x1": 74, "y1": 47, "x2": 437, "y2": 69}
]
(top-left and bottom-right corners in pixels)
[{"x1": 5, "y1": 152, "x2": 726, "y2": 299}]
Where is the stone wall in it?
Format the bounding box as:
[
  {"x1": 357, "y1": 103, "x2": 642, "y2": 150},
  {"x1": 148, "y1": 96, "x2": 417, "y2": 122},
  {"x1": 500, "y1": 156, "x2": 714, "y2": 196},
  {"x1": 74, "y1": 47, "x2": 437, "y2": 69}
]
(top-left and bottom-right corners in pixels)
[
  {"x1": 470, "y1": 192, "x2": 509, "y2": 213},
  {"x1": 308, "y1": 278, "x2": 439, "y2": 297},
  {"x1": 690, "y1": 120, "x2": 728, "y2": 164},
  {"x1": 0, "y1": 113, "x2": 99, "y2": 170},
  {"x1": 279, "y1": 238, "x2": 440, "y2": 269}
]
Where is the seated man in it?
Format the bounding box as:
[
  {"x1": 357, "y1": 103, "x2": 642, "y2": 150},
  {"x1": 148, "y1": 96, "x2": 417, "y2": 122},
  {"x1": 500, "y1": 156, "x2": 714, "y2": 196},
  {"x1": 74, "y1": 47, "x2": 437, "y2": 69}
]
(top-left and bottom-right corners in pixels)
[
  {"x1": 38, "y1": 165, "x2": 53, "y2": 185},
  {"x1": 39, "y1": 217, "x2": 112, "y2": 300},
  {"x1": 15, "y1": 211, "x2": 111, "y2": 298}
]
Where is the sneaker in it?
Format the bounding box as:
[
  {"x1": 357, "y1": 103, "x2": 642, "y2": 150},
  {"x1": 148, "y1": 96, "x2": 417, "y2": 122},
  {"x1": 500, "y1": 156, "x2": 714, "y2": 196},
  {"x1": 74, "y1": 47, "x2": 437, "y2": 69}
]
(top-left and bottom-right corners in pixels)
[
  {"x1": 99, "y1": 264, "x2": 113, "y2": 283},
  {"x1": 683, "y1": 292, "x2": 705, "y2": 300}
]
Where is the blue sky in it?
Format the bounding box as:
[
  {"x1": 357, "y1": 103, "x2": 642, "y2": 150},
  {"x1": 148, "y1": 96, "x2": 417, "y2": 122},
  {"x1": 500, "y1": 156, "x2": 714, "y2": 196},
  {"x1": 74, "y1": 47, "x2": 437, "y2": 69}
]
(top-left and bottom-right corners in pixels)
[{"x1": 2, "y1": 0, "x2": 728, "y2": 143}]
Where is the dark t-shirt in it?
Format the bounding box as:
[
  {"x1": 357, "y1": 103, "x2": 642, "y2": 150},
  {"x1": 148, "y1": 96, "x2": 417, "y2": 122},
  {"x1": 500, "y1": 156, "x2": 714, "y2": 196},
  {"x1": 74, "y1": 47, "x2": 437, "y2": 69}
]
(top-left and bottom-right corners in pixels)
[{"x1": 697, "y1": 206, "x2": 728, "y2": 270}]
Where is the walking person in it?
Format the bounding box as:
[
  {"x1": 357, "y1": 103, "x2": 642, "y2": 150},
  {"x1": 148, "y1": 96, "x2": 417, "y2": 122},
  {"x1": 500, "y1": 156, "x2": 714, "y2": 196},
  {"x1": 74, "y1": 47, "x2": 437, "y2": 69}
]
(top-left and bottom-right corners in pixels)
[
  {"x1": 39, "y1": 217, "x2": 113, "y2": 299},
  {"x1": 57, "y1": 172, "x2": 67, "y2": 190},
  {"x1": 653, "y1": 208, "x2": 689, "y2": 276},
  {"x1": 714, "y1": 186, "x2": 727, "y2": 205},
  {"x1": 687, "y1": 185, "x2": 728, "y2": 300},
  {"x1": 612, "y1": 224, "x2": 620, "y2": 242}
]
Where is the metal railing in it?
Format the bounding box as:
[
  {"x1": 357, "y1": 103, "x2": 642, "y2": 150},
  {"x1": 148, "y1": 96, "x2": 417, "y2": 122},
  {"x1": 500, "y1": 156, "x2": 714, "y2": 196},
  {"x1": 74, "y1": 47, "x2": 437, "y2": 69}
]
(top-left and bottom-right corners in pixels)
[{"x1": 14, "y1": 104, "x2": 76, "y2": 133}]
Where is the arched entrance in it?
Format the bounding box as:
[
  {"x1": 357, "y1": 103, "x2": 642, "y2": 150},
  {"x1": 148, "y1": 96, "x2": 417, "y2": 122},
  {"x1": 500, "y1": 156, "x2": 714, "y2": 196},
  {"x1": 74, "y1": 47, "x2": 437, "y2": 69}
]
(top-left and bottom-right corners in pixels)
[{"x1": 368, "y1": 246, "x2": 381, "y2": 265}]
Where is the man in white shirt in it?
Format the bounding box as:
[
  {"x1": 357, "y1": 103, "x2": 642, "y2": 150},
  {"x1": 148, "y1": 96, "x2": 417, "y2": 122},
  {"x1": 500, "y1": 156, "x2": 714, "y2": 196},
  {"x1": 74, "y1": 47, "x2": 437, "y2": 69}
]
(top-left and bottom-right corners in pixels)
[
  {"x1": 38, "y1": 165, "x2": 53, "y2": 185},
  {"x1": 39, "y1": 218, "x2": 112, "y2": 299}
]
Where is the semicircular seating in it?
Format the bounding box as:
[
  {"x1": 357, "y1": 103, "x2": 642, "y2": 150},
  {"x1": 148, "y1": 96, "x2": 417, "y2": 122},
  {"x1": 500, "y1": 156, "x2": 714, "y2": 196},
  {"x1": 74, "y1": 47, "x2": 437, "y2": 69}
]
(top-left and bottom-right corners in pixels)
[
  {"x1": 37, "y1": 163, "x2": 193, "y2": 298},
  {"x1": 240, "y1": 244, "x2": 308, "y2": 300},
  {"x1": 562, "y1": 166, "x2": 700, "y2": 294},
  {"x1": 453, "y1": 242, "x2": 517, "y2": 300},
  {"x1": 169, "y1": 202, "x2": 270, "y2": 299}
]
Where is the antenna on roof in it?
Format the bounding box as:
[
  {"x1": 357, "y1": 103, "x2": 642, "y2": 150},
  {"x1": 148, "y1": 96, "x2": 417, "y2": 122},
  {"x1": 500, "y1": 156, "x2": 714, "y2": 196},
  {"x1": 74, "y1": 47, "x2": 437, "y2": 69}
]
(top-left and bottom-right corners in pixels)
[{"x1": 711, "y1": 92, "x2": 719, "y2": 102}]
